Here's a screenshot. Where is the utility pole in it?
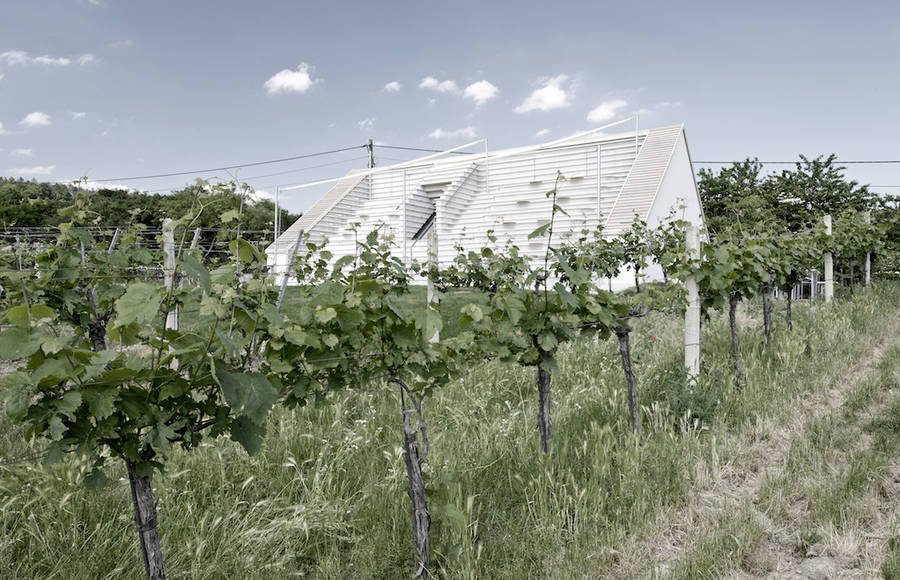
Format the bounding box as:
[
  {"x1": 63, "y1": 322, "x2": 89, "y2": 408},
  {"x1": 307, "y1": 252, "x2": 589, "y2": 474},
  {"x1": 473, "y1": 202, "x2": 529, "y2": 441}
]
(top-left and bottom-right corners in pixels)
[{"x1": 367, "y1": 138, "x2": 375, "y2": 168}]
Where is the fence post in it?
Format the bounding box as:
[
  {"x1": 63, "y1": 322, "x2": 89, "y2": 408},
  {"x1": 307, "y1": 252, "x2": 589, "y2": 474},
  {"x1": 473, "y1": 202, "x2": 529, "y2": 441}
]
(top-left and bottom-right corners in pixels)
[
  {"x1": 108, "y1": 228, "x2": 121, "y2": 254},
  {"x1": 684, "y1": 224, "x2": 701, "y2": 383},
  {"x1": 189, "y1": 227, "x2": 201, "y2": 250},
  {"x1": 276, "y1": 229, "x2": 304, "y2": 311},
  {"x1": 163, "y1": 219, "x2": 178, "y2": 330},
  {"x1": 426, "y1": 227, "x2": 440, "y2": 343},
  {"x1": 824, "y1": 214, "x2": 834, "y2": 303},
  {"x1": 864, "y1": 211, "x2": 871, "y2": 286}
]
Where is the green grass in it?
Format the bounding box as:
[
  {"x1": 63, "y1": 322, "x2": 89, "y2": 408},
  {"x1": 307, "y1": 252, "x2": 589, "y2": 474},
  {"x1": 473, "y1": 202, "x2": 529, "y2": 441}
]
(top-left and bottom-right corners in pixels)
[{"x1": 1, "y1": 283, "x2": 899, "y2": 578}]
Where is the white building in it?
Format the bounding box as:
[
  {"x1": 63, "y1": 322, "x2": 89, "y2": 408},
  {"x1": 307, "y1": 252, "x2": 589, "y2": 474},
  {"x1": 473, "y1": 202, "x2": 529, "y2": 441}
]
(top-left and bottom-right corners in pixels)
[{"x1": 267, "y1": 124, "x2": 704, "y2": 290}]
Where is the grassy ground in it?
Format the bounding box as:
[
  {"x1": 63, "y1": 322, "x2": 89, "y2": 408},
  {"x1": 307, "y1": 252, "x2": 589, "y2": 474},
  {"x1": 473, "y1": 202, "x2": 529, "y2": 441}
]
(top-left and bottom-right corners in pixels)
[{"x1": 1, "y1": 283, "x2": 899, "y2": 578}]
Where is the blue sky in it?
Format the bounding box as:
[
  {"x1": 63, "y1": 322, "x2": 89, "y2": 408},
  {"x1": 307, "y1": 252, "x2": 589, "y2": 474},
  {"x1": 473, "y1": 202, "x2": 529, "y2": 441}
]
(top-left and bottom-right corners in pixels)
[{"x1": 1, "y1": 0, "x2": 898, "y2": 213}]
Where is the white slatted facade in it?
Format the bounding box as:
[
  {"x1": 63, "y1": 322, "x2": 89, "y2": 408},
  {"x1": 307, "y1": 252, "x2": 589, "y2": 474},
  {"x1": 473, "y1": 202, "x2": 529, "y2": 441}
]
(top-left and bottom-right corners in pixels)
[
  {"x1": 603, "y1": 125, "x2": 682, "y2": 234},
  {"x1": 267, "y1": 125, "x2": 700, "y2": 281}
]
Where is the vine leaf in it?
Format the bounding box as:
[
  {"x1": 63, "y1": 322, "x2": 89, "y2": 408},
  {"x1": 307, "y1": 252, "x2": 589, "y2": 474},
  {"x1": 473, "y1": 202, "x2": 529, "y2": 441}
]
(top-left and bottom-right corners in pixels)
[
  {"x1": 229, "y1": 414, "x2": 266, "y2": 455},
  {"x1": 528, "y1": 223, "x2": 550, "y2": 240},
  {"x1": 0, "y1": 327, "x2": 43, "y2": 359},
  {"x1": 211, "y1": 359, "x2": 278, "y2": 425},
  {"x1": 179, "y1": 253, "x2": 211, "y2": 295},
  {"x1": 114, "y1": 282, "x2": 163, "y2": 326}
]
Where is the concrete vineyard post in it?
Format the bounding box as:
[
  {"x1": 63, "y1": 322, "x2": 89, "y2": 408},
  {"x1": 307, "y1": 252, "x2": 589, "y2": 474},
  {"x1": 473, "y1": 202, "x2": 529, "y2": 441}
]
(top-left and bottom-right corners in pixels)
[
  {"x1": 684, "y1": 224, "x2": 701, "y2": 382},
  {"x1": 163, "y1": 219, "x2": 178, "y2": 330},
  {"x1": 426, "y1": 227, "x2": 440, "y2": 343},
  {"x1": 276, "y1": 229, "x2": 304, "y2": 311},
  {"x1": 864, "y1": 211, "x2": 871, "y2": 286},
  {"x1": 824, "y1": 214, "x2": 834, "y2": 303}
]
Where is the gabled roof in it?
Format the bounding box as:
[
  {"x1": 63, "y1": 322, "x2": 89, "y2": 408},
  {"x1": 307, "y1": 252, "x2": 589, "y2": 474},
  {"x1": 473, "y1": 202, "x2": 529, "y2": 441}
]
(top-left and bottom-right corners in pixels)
[
  {"x1": 604, "y1": 125, "x2": 682, "y2": 233},
  {"x1": 268, "y1": 124, "x2": 696, "y2": 257}
]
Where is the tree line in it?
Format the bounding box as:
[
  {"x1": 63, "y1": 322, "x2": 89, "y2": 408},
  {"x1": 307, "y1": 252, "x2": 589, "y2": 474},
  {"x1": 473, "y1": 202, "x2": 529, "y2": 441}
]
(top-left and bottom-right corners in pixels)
[{"x1": 0, "y1": 178, "x2": 300, "y2": 239}]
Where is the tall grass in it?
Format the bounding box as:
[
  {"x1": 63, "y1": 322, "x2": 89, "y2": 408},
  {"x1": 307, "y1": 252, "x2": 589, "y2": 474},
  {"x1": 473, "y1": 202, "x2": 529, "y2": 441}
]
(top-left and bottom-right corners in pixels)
[{"x1": 1, "y1": 283, "x2": 898, "y2": 578}]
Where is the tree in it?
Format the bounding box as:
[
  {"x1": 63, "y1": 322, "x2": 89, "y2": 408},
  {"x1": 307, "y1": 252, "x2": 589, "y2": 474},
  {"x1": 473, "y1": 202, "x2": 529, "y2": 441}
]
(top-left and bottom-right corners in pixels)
[
  {"x1": 769, "y1": 155, "x2": 874, "y2": 231},
  {"x1": 697, "y1": 159, "x2": 778, "y2": 235}
]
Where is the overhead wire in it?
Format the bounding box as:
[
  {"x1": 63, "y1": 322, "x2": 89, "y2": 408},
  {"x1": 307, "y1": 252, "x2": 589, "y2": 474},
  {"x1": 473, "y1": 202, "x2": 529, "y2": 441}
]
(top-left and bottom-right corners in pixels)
[
  {"x1": 81, "y1": 145, "x2": 368, "y2": 183},
  {"x1": 694, "y1": 160, "x2": 900, "y2": 165}
]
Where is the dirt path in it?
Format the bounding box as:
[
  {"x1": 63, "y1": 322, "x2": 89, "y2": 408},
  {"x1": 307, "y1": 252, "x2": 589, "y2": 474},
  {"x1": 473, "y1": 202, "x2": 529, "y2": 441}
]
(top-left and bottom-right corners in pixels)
[{"x1": 610, "y1": 313, "x2": 900, "y2": 579}]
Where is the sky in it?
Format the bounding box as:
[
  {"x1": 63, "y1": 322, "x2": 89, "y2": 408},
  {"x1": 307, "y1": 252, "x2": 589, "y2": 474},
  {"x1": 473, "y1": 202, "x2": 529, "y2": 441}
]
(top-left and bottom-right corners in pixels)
[{"x1": 1, "y1": 0, "x2": 898, "y2": 214}]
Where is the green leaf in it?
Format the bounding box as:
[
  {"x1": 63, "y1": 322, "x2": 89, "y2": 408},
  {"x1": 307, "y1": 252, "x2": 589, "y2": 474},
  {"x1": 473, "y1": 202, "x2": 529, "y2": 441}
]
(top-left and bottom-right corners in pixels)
[
  {"x1": 220, "y1": 209, "x2": 240, "y2": 223},
  {"x1": 6, "y1": 304, "x2": 54, "y2": 327},
  {"x1": 419, "y1": 308, "x2": 442, "y2": 342},
  {"x1": 538, "y1": 332, "x2": 558, "y2": 352},
  {"x1": 82, "y1": 387, "x2": 116, "y2": 419},
  {"x1": 115, "y1": 282, "x2": 163, "y2": 326},
  {"x1": 33, "y1": 358, "x2": 73, "y2": 386},
  {"x1": 211, "y1": 360, "x2": 278, "y2": 425},
  {"x1": 48, "y1": 415, "x2": 67, "y2": 440},
  {"x1": 84, "y1": 468, "x2": 109, "y2": 490},
  {"x1": 54, "y1": 390, "x2": 83, "y2": 417},
  {"x1": 538, "y1": 356, "x2": 558, "y2": 374},
  {"x1": 199, "y1": 296, "x2": 227, "y2": 318},
  {"x1": 230, "y1": 415, "x2": 266, "y2": 455},
  {"x1": 460, "y1": 303, "x2": 483, "y2": 323},
  {"x1": 0, "y1": 327, "x2": 43, "y2": 359},
  {"x1": 41, "y1": 334, "x2": 71, "y2": 354},
  {"x1": 179, "y1": 253, "x2": 211, "y2": 295},
  {"x1": 229, "y1": 238, "x2": 258, "y2": 263},
  {"x1": 149, "y1": 420, "x2": 178, "y2": 453},
  {"x1": 314, "y1": 307, "x2": 337, "y2": 324},
  {"x1": 2, "y1": 378, "x2": 32, "y2": 420},
  {"x1": 528, "y1": 223, "x2": 551, "y2": 240}
]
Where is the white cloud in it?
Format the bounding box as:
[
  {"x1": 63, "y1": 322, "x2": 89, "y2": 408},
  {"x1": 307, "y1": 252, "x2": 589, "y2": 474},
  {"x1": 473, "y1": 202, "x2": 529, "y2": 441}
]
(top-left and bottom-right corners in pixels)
[
  {"x1": 358, "y1": 117, "x2": 376, "y2": 131},
  {"x1": 88, "y1": 0, "x2": 104, "y2": 6},
  {"x1": 10, "y1": 165, "x2": 55, "y2": 176},
  {"x1": 249, "y1": 189, "x2": 274, "y2": 202},
  {"x1": 108, "y1": 39, "x2": 134, "y2": 49},
  {"x1": 11, "y1": 148, "x2": 34, "y2": 157},
  {"x1": 0, "y1": 73, "x2": 3, "y2": 82},
  {"x1": 0, "y1": 51, "x2": 32, "y2": 66},
  {"x1": 34, "y1": 55, "x2": 71, "y2": 66},
  {"x1": 463, "y1": 80, "x2": 499, "y2": 106},
  {"x1": 535, "y1": 129, "x2": 551, "y2": 137},
  {"x1": 0, "y1": 50, "x2": 95, "y2": 67},
  {"x1": 427, "y1": 126, "x2": 477, "y2": 139},
  {"x1": 514, "y1": 75, "x2": 573, "y2": 113},
  {"x1": 587, "y1": 99, "x2": 628, "y2": 123},
  {"x1": 419, "y1": 76, "x2": 458, "y2": 93},
  {"x1": 71, "y1": 111, "x2": 87, "y2": 119},
  {"x1": 20, "y1": 112, "x2": 52, "y2": 127},
  {"x1": 0, "y1": 122, "x2": 5, "y2": 135},
  {"x1": 264, "y1": 62, "x2": 320, "y2": 94},
  {"x1": 65, "y1": 180, "x2": 132, "y2": 191},
  {"x1": 382, "y1": 80, "x2": 402, "y2": 92}
]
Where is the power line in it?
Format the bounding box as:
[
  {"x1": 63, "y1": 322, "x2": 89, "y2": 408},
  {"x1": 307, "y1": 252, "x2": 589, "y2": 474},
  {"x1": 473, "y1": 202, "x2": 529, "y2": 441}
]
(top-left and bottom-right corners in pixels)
[
  {"x1": 695, "y1": 160, "x2": 900, "y2": 165},
  {"x1": 82, "y1": 145, "x2": 367, "y2": 183},
  {"x1": 377, "y1": 144, "x2": 475, "y2": 156},
  {"x1": 143, "y1": 156, "x2": 369, "y2": 194}
]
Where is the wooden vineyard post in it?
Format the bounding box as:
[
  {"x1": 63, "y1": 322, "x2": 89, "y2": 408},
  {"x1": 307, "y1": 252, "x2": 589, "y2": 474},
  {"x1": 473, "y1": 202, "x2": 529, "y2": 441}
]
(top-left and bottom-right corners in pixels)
[
  {"x1": 824, "y1": 214, "x2": 834, "y2": 303},
  {"x1": 684, "y1": 224, "x2": 701, "y2": 383},
  {"x1": 163, "y1": 219, "x2": 178, "y2": 330}
]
